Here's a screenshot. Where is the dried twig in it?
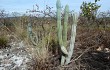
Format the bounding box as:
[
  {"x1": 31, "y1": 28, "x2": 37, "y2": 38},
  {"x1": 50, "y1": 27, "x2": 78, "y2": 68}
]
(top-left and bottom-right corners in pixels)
[{"x1": 70, "y1": 45, "x2": 95, "y2": 62}]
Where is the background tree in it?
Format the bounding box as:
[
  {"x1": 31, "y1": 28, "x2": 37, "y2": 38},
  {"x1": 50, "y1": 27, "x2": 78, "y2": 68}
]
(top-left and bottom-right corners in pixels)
[
  {"x1": 0, "y1": 9, "x2": 9, "y2": 25},
  {"x1": 80, "y1": 0, "x2": 101, "y2": 20}
]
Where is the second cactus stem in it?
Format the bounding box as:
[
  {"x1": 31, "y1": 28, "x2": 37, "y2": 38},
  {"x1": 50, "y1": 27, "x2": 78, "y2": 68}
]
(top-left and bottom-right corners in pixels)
[{"x1": 27, "y1": 23, "x2": 38, "y2": 46}]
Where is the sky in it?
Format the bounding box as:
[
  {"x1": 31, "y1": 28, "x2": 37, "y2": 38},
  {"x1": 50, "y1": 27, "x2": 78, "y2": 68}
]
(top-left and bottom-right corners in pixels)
[{"x1": 0, "y1": 0, "x2": 110, "y2": 14}]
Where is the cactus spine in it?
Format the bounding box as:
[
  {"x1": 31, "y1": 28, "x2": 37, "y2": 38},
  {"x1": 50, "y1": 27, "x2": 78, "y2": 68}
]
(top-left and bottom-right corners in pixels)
[{"x1": 56, "y1": 0, "x2": 78, "y2": 65}]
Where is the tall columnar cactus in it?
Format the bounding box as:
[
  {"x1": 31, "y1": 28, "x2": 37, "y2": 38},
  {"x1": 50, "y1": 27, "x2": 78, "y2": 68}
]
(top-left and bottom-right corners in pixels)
[
  {"x1": 56, "y1": 0, "x2": 78, "y2": 65},
  {"x1": 56, "y1": 0, "x2": 68, "y2": 65},
  {"x1": 56, "y1": 0, "x2": 68, "y2": 55},
  {"x1": 27, "y1": 23, "x2": 38, "y2": 46}
]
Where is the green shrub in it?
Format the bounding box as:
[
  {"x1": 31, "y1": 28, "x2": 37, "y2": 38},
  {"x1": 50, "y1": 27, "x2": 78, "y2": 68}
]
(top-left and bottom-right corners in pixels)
[
  {"x1": 0, "y1": 36, "x2": 8, "y2": 49},
  {"x1": 80, "y1": 0, "x2": 101, "y2": 20}
]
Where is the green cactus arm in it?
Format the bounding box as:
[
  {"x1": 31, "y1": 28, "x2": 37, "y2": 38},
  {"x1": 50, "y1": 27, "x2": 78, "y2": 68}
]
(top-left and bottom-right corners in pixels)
[
  {"x1": 56, "y1": 0, "x2": 61, "y2": 31},
  {"x1": 58, "y1": 23, "x2": 62, "y2": 44},
  {"x1": 56, "y1": 0, "x2": 68, "y2": 54},
  {"x1": 56, "y1": 0, "x2": 63, "y2": 46},
  {"x1": 28, "y1": 23, "x2": 32, "y2": 36},
  {"x1": 27, "y1": 23, "x2": 37, "y2": 46},
  {"x1": 63, "y1": 5, "x2": 69, "y2": 48},
  {"x1": 65, "y1": 13, "x2": 78, "y2": 64},
  {"x1": 61, "y1": 46, "x2": 68, "y2": 55},
  {"x1": 56, "y1": 0, "x2": 65, "y2": 65}
]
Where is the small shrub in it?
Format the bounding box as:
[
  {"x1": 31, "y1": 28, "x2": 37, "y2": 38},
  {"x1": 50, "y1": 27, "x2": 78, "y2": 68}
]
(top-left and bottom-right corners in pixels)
[
  {"x1": 80, "y1": 0, "x2": 101, "y2": 20},
  {"x1": 0, "y1": 36, "x2": 8, "y2": 49}
]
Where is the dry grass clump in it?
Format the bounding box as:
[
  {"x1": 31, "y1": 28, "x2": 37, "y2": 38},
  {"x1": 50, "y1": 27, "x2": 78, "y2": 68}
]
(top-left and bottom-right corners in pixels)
[
  {"x1": 0, "y1": 26, "x2": 11, "y2": 49},
  {"x1": 13, "y1": 23, "x2": 27, "y2": 40},
  {"x1": 26, "y1": 38, "x2": 50, "y2": 70},
  {"x1": 0, "y1": 36, "x2": 9, "y2": 49},
  {"x1": 26, "y1": 27, "x2": 61, "y2": 70}
]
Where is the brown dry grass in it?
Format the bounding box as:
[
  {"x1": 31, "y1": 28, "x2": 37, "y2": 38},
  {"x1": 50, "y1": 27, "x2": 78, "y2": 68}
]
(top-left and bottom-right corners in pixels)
[{"x1": 1, "y1": 17, "x2": 110, "y2": 70}]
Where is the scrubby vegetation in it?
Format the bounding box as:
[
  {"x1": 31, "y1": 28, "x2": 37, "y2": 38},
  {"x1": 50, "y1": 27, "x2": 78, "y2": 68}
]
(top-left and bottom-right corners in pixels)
[{"x1": 0, "y1": 0, "x2": 110, "y2": 70}]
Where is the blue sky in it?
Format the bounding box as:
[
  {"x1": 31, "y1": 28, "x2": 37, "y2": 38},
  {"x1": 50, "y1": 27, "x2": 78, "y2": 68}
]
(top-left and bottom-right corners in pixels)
[{"x1": 0, "y1": 0, "x2": 110, "y2": 13}]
